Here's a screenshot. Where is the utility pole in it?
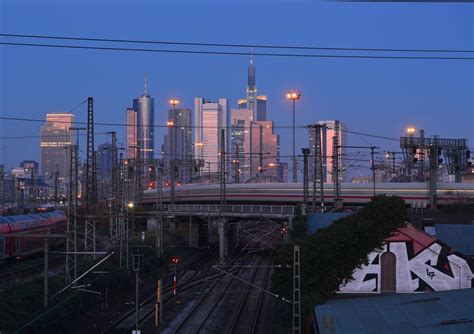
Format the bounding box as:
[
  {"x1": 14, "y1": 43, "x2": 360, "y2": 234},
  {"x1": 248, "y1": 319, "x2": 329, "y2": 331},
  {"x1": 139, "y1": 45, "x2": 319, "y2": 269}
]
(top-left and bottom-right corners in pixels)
[
  {"x1": 31, "y1": 167, "x2": 36, "y2": 213},
  {"x1": 155, "y1": 160, "x2": 163, "y2": 256},
  {"x1": 293, "y1": 245, "x2": 301, "y2": 334},
  {"x1": 332, "y1": 121, "x2": 341, "y2": 208},
  {"x1": 65, "y1": 144, "x2": 78, "y2": 284},
  {"x1": 370, "y1": 146, "x2": 377, "y2": 197},
  {"x1": 259, "y1": 124, "x2": 263, "y2": 175},
  {"x1": 429, "y1": 136, "x2": 439, "y2": 210},
  {"x1": 233, "y1": 143, "x2": 240, "y2": 184},
  {"x1": 85, "y1": 97, "x2": 97, "y2": 210},
  {"x1": 219, "y1": 129, "x2": 227, "y2": 261},
  {"x1": 108, "y1": 132, "x2": 118, "y2": 239},
  {"x1": 302, "y1": 148, "x2": 310, "y2": 212},
  {"x1": 309, "y1": 125, "x2": 324, "y2": 212},
  {"x1": 54, "y1": 165, "x2": 59, "y2": 209},
  {"x1": 85, "y1": 97, "x2": 97, "y2": 259},
  {"x1": 207, "y1": 162, "x2": 211, "y2": 184},
  {"x1": 132, "y1": 249, "x2": 144, "y2": 333}
]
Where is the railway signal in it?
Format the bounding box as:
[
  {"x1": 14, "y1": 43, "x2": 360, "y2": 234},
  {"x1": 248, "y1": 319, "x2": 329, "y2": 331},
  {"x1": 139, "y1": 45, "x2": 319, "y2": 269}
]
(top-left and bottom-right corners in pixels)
[{"x1": 171, "y1": 256, "x2": 179, "y2": 295}]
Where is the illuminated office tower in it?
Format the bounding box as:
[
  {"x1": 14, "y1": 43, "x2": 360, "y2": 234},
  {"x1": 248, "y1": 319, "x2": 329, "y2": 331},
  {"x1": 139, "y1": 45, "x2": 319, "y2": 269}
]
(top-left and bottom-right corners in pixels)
[
  {"x1": 163, "y1": 108, "x2": 193, "y2": 182},
  {"x1": 133, "y1": 79, "x2": 155, "y2": 164},
  {"x1": 194, "y1": 98, "x2": 228, "y2": 174},
  {"x1": 40, "y1": 113, "x2": 74, "y2": 179},
  {"x1": 249, "y1": 121, "x2": 280, "y2": 179},
  {"x1": 126, "y1": 107, "x2": 138, "y2": 159},
  {"x1": 309, "y1": 120, "x2": 347, "y2": 183},
  {"x1": 230, "y1": 108, "x2": 253, "y2": 181}
]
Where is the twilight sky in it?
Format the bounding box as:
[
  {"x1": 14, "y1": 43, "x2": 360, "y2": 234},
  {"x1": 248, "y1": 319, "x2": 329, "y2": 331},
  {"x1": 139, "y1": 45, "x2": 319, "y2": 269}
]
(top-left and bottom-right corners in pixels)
[{"x1": 1, "y1": 0, "x2": 473, "y2": 177}]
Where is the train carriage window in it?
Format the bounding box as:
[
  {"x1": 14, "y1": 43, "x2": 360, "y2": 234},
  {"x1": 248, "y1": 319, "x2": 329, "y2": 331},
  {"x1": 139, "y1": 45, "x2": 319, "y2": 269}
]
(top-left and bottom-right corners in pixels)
[{"x1": 0, "y1": 237, "x2": 4, "y2": 258}]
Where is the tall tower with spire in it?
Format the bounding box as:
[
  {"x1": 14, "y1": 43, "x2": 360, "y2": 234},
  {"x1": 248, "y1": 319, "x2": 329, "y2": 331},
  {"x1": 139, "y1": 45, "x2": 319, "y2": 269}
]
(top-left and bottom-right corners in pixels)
[
  {"x1": 133, "y1": 75, "x2": 155, "y2": 165},
  {"x1": 246, "y1": 53, "x2": 257, "y2": 117}
]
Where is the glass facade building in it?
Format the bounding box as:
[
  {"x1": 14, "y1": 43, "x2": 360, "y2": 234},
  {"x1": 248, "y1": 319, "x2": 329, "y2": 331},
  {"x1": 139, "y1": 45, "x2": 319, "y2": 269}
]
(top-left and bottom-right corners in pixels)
[
  {"x1": 126, "y1": 107, "x2": 138, "y2": 159},
  {"x1": 40, "y1": 113, "x2": 74, "y2": 179},
  {"x1": 133, "y1": 93, "x2": 155, "y2": 164},
  {"x1": 194, "y1": 98, "x2": 228, "y2": 174}
]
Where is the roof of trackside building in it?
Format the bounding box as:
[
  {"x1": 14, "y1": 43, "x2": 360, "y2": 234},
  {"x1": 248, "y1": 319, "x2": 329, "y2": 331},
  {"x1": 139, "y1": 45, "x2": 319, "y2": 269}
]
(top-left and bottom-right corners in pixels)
[{"x1": 314, "y1": 288, "x2": 474, "y2": 334}]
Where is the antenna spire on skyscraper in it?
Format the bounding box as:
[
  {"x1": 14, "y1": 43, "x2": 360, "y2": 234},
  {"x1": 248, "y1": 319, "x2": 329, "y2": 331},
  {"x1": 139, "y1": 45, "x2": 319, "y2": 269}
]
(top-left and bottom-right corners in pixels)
[
  {"x1": 250, "y1": 48, "x2": 254, "y2": 65},
  {"x1": 144, "y1": 73, "x2": 148, "y2": 95}
]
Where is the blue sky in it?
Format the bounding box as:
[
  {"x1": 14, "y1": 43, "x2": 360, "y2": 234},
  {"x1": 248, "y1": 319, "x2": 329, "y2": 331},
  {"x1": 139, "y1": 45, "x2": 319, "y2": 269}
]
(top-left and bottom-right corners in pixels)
[{"x1": 0, "y1": 0, "x2": 473, "y2": 175}]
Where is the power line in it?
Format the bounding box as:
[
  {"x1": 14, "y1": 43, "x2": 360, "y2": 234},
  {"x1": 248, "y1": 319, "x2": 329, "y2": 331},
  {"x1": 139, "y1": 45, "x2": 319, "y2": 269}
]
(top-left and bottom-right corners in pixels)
[
  {"x1": 1, "y1": 41, "x2": 474, "y2": 60},
  {"x1": 1, "y1": 33, "x2": 473, "y2": 53},
  {"x1": 0, "y1": 115, "x2": 401, "y2": 142}
]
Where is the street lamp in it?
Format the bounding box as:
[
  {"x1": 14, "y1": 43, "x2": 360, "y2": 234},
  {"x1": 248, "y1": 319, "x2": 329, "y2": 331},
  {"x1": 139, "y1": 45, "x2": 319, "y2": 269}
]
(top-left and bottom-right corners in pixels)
[
  {"x1": 287, "y1": 91, "x2": 301, "y2": 183},
  {"x1": 406, "y1": 127, "x2": 416, "y2": 136},
  {"x1": 169, "y1": 99, "x2": 180, "y2": 108}
]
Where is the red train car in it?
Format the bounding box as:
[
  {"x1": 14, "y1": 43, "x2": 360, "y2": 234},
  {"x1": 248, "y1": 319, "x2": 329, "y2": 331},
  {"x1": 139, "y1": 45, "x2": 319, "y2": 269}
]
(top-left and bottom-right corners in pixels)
[{"x1": 0, "y1": 210, "x2": 67, "y2": 261}]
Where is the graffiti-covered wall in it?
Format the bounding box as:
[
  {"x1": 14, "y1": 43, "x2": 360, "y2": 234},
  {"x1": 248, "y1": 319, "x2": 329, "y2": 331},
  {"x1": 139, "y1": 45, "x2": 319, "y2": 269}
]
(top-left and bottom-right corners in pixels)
[{"x1": 339, "y1": 225, "x2": 474, "y2": 293}]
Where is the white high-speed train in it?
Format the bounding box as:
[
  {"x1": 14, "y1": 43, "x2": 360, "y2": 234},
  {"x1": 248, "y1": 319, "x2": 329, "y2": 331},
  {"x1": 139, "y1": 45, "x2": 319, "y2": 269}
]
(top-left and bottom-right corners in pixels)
[{"x1": 142, "y1": 182, "x2": 474, "y2": 207}]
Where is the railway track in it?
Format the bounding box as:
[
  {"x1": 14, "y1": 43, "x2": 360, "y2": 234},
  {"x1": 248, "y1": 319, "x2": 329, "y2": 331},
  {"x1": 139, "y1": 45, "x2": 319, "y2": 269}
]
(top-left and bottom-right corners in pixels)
[
  {"x1": 0, "y1": 255, "x2": 64, "y2": 281},
  {"x1": 100, "y1": 244, "x2": 221, "y2": 334},
  {"x1": 227, "y1": 249, "x2": 274, "y2": 334},
  {"x1": 169, "y1": 224, "x2": 280, "y2": 334},
  {"x1": 101, "y1": 222, "x2": 280, "y2": 334}
]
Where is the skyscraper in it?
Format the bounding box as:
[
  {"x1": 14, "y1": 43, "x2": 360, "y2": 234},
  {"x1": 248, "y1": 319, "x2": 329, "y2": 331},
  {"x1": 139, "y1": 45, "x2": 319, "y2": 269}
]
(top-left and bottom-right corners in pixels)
[
  {"x1": 256, "y1": 95, "x2": 267, "y2": 121},
  {"x1": 126, "y1": 107, "x2": 138, "y2": 159},
  {"x1": 238, "y1": 95, "x2": 267, "y2": 121},
  {"x1": 40, "y1": 113, "x2": 74, "y2": 179},
  {"x1": 133, "y1": 79, "x2": 155, "y2": 164},
  {"x1": 247, "y1": 54, "x2": 256, "y2": 115},
  {"x1": 249, "y1": 121, "x2": 280, "y2": 179},
  {"x1": 163, "y1": 108, "x2": 193, "y2": 182},
  {"x1": 97, "y1": 143, "x2": 113, "y2": 182},
  {"x1": 309, "y1": 120, "x2": 347, "y2": 183},
  {"x1": 97, "y1": 143, "x2": 113, "y2": 200},
  {"x1": 230, "y1": 108, "x2": 253, "y2": 181},
  {"x1": 194, "y1": 98, "x2": 228, "y2": 174}
]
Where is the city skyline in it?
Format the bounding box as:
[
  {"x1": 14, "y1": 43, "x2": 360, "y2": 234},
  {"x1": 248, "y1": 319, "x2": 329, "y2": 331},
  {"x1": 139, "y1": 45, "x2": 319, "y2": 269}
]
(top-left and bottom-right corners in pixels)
[{"x1": 1, "y1": 2, "x2": 472, "y2": 171}]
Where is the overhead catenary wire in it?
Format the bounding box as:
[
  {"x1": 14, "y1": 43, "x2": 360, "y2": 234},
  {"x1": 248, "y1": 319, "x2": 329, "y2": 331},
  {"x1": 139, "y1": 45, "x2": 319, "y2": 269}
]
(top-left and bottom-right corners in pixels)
[
  {"x1": 1, "y1": 41, "x2": 474, "y2": 61},
  {"x1": 0, "y1": 115, "x2": 401, "y2": 142},
  {"x1": 1, "y1": 33, "x2": 473, "y2": 53}
]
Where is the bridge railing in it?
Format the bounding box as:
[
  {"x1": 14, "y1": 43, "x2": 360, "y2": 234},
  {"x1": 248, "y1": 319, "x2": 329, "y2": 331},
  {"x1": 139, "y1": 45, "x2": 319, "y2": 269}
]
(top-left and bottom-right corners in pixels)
[{"x1": 163, "y1": 204, "x2": 295, "y2": 216}]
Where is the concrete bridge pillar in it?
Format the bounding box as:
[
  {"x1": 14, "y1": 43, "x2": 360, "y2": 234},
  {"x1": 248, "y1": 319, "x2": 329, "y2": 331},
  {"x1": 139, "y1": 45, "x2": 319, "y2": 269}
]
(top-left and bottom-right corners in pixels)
[
  {"x1": 218, "y1": 219, "x2": 228, "y2": 261},
  {"x1": 189, "y1": 216, "x2": 199, "y2": 247},
  {"x1": 228, "y1": 221, "x2": 241, "y2": 252},
  {"x1": 169, "y1": 217, "x2": 176, "y2": 233}
]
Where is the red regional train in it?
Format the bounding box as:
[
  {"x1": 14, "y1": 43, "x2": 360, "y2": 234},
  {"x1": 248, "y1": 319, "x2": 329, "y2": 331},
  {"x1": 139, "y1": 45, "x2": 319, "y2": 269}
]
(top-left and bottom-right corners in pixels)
[{"x1": 0, "y1": 210, "x2": 67, "y2": 262}]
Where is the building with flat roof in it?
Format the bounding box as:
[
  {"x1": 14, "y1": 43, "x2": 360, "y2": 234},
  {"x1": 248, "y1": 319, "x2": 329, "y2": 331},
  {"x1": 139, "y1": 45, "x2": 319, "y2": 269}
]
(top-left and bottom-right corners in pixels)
[
  {"x1": 194, "y1": 97, "x2": 228, "y2": 175},
  {"x1": 163, "y1": 107, "x2": 193, "y2": 183},
  {"x1": 314, "y1": 288, "x2": 474, "y2": 334},
  {"x1": 126, "y1": 107, "x2": 138, "y2": 159},
  {"x1": 40, "y1": 112, "x2": 74, "y2": 179},
  {"x1": 309, "y1": 120, "x2": 347, "y2": 183}
]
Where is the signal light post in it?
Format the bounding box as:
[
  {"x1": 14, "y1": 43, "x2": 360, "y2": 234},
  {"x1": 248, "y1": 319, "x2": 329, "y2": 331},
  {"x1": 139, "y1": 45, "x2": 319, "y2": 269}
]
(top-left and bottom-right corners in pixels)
[{"x1": 171, "y1": 256, "x2": 179, "y2": 296}]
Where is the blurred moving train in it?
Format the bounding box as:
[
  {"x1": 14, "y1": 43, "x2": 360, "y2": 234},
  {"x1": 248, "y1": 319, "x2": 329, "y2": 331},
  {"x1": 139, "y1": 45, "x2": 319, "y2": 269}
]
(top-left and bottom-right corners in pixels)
[
  {"x1": 0, "y1": 210, "x2": 67, "y2": 262},
  {"x1": 142, "y1": 182, "x2": 474, "y2": 207}
]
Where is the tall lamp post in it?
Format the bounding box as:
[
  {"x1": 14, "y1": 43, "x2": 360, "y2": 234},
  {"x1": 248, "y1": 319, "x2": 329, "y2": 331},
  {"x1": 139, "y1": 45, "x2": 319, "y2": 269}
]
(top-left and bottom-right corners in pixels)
[
  {"x1": 168, "y1": 99, "x2": 180, "y2": 208},
  {"x1": 287, "y1": 92, "x2": 301, "y2": 183}
]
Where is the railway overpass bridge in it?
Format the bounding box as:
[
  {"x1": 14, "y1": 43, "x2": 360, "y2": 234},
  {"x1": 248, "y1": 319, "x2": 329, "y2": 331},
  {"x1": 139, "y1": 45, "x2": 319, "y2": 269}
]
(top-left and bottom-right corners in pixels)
[{"x1": 146, "y1": 204, "x2": 296, "y2": 260}]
